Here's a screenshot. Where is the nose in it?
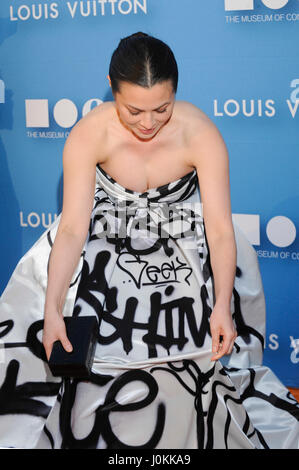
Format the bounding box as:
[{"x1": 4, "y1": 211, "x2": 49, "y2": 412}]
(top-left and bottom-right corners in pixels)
[{"x1": 140, "y1": 113, "x2": 155, "y2": 130}]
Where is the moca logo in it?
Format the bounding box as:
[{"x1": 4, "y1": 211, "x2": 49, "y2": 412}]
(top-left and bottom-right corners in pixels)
[
  {"x1": 25, "y1": 98, "x2": 103, "y2": 128},
  {"x1": 224, "y1": 0, "x2": 289, "y2": 11},
  {"x1": 232, "y1": 214, "x2": 297, "y2": 248}
]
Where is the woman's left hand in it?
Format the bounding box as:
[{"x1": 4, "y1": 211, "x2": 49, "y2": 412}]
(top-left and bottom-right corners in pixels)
[{"x1": 209, "y1": 302, "x2": 237, "y2": 361}]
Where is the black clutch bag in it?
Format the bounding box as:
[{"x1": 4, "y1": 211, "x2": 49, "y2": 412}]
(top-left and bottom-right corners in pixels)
[{"x1": 48, "y1": 316, "x2": 98, "y2": 379}]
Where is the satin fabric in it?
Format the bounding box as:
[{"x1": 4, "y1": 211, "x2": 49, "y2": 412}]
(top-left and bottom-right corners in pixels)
[{"x1": 0, "y1": 163, "x2": 298, "y2": 449}]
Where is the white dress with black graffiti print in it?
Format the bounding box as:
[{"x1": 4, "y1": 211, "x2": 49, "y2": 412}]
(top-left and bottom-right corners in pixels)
[{"x1": 0, "y1": 163, "x2": 298, "y2": 449}]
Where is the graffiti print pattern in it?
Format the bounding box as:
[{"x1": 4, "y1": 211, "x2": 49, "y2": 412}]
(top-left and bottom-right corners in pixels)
[{"x1": 0, "y1": 163, "x2": 298, "y2": 448}]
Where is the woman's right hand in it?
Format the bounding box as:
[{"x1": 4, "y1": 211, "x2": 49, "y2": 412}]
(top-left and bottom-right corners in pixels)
[{"x1": 42, "y1": 313, "x2": 73, "y2": 361}]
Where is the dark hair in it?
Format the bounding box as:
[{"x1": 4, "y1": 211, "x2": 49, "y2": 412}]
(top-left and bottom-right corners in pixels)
[{"x1": 109, "y1": 32, "x2": 178, "y2": 94}]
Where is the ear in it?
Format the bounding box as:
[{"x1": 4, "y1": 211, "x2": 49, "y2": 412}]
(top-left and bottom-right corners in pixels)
[{"x1": 107, "y1": 75, "x2": 112, "y2": 88}]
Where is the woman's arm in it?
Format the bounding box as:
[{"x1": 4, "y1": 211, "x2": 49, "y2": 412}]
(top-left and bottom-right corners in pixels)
[
  {"x1": 42, "y1": 119, "x2": 100, "y2": 360},
  {"x1": 189, "y1": 113, "x2": 237, "y2": 361}
]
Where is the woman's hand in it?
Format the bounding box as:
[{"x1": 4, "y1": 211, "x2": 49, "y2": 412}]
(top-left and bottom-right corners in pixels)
[
  {"x1": 42, "y1": 312, "x2": 73, "y2": 361},
  {"x1": 209, "y1": 302, "x2": 237, "y2": 361}
]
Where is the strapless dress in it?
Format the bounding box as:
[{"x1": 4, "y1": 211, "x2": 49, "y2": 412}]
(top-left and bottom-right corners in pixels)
[{"x1": 0, "y1": 163, "x2": 298, "y2": 449}]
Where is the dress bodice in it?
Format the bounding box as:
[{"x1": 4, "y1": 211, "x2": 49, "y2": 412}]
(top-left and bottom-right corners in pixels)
[
  {"x1": 92, "y1": 162, "x2": 206, "y2": 266},
  {"x1": 95, "y1": 163, "x2": 198, "y2": 205}
]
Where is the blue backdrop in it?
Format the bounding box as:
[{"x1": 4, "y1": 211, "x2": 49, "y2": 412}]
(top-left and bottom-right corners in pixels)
[{"x1": 0, "y1": 0, "x2": 298, "y2": 386}]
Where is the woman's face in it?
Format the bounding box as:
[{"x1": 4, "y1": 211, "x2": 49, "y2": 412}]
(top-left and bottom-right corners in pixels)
[{"x1": 113, "y1": 80, "x2": 176, "y2": 141}]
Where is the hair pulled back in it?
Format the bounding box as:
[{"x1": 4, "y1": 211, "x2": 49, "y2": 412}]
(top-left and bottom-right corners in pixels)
[{"x1": 109, "y1": 32, "x2": 178, "y2": 94}]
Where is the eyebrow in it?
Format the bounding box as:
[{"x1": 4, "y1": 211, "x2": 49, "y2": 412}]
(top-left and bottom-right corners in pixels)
[{"x1": 127, "y1": 101, "x2": 170, "y2": 112}]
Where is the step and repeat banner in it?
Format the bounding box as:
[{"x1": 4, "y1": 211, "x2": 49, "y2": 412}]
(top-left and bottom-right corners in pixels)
[{"x1": 0, "y1": 0, "x2": 298, "y2": 386}]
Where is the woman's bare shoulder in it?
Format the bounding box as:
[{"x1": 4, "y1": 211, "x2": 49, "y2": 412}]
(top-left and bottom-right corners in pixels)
[
  {"x1": 69, "y1": 101, "x2": 114, "y2": 136},
  {"x1": 175, "y1": 100, "x2": 215, "y2": 130},
  {"x1": 174, "y1": 101, "x2": 227, "y2": 167},
  {"x1": 63, "y1": 101, "x2": 114, "y2": 161},
  {"x1": 175, "y1": 100, "x2": 224, "y2": 144}
]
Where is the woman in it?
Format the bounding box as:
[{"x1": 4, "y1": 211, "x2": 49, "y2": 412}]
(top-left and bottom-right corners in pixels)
[
  {"x1": 43, "y1": 33, "x2": 237, "y2": 366},
  {"x1": 0, "y1": 32, "x2": 298, "y2": 449}
]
